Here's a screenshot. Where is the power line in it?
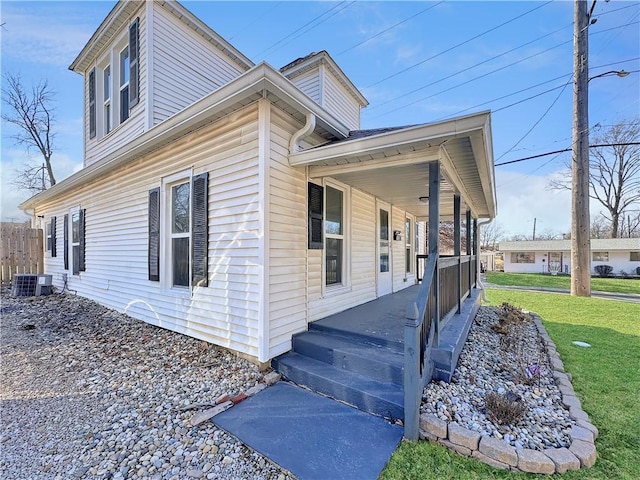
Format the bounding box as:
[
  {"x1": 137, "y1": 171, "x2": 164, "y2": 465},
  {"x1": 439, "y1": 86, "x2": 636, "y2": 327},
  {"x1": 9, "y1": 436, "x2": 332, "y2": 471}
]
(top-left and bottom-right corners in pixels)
[
  {"x1": 336, "y1": 2, "x2": 444, "y2": 57},
  {"x1": 439, "y1": 62, "x2": 639, "y2": 120},
  {"x1": 364, "y1": 1, "x2": 553, "y2": 88},
  {"x1": 495, "y1": 143, "x2": 640, "y2": 167},
  {"x1": 253, "y1": 2, "x2": 354, "y2": 60},
  {"x1": 496, "y1": 75, "x2": 573, "y2": 161},
  {"x1": 370, "y1": 21, "x2": 639, "y2": 120},
  {"x1": 367, "y1": 22, "x2": 572, "y2": 112}
]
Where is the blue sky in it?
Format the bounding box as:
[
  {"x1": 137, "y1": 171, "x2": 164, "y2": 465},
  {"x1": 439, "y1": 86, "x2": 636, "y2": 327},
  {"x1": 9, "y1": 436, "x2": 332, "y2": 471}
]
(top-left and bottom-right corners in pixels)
[{"x1": 2, "y1": 0, "x2": 639, "y2": 238}]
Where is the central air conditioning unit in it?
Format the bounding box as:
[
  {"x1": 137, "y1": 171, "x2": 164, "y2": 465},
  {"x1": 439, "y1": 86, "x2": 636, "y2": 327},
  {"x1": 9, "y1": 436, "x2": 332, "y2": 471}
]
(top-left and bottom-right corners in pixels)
[{"x1": 11, "y1": 274, "x2": 53, "y2": 297}]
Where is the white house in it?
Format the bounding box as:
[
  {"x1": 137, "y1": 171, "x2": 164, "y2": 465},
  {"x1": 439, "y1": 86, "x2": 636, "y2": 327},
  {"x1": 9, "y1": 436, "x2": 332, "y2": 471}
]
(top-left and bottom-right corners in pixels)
[
  {"x1": 21, "y1": 0, "x2": 496, "y2": 365},
  {"x1": 499, "y1": 238, "x2": 640, "y2": 275}
]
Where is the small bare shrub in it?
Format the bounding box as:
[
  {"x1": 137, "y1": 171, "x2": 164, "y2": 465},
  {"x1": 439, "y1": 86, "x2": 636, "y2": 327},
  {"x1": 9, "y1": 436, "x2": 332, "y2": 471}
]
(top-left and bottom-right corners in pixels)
[
  {"x1": 485, "y1": 391, "x2": 527, "y2": 425},
  {"x1": 491, "y1": 303, "x2": 531, "y2": 335},
  {"x1": 594, "y1": 264, "x2": 613, "y2": 277}
]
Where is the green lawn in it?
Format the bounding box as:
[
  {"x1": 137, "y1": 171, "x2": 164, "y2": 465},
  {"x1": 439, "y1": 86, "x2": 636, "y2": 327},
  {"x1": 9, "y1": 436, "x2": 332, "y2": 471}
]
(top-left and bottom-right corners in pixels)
[
  {"x1": 381, "y1": 290, "x2": 640, "y2": 480},
  {"x1": 485, "y1": 272, "x2": 640, "y2": 295}
]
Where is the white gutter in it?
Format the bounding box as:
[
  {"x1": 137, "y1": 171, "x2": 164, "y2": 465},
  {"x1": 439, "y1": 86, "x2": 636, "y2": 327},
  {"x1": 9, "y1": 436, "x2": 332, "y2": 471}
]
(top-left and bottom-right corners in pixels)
[
  {"x1": 289, "y1": 113, "x2": 316, "y2": 153},
  {"x1": 289, "y1": 110, "x2": 491, "y2": 166}
]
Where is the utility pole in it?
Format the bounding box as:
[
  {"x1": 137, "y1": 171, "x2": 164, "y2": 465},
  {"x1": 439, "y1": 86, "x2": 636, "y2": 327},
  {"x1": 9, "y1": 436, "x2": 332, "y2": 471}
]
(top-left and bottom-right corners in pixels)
[
  {"x1": 532, "y1": 217, "x2": 537, "y2": 241},
  {"x1": 571, "y1": 0, "x2": 592, "y2": 297}
]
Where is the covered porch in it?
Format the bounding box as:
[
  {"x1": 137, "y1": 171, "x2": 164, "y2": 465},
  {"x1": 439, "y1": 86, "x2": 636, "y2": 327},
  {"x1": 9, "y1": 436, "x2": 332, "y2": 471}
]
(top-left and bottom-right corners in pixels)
[{"x1": 279, "y1": 111, "x2": 496, "y2": 439}]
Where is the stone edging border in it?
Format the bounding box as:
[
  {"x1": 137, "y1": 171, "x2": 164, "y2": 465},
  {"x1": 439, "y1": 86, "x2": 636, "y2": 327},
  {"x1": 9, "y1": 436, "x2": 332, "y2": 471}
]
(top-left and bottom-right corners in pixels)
[{"x1": 419, "y1": 314, "x2": 598, "y2": 474}]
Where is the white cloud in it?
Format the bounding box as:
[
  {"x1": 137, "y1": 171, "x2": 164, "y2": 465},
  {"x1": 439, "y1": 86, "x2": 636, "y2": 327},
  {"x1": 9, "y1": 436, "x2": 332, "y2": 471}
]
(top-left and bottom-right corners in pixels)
[
  {"x1": 1, "y1": 6, "x2": 96, "y2": 67},
  {"x1": 495, "y1": 169, "x2": 572, "y2": 237}
]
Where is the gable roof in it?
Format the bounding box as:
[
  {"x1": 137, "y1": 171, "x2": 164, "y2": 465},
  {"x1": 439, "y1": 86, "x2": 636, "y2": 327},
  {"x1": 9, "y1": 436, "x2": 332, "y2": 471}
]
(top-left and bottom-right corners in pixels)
[
  {"x1": 69, "y1": 0, "x2": 253, "y2": 73},
  {"x1": 280, "y1": 50, "x2": 368, "y2": 107}
]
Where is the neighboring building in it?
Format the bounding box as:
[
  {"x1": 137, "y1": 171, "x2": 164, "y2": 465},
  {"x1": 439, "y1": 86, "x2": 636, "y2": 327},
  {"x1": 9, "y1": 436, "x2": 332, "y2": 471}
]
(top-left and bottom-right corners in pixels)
[
  {"x1": 499, "y1": 238, "x2": 640, "y2": 275},
  {"x1": 20, "y1": 0, "x2": 496, "y2": 364}
]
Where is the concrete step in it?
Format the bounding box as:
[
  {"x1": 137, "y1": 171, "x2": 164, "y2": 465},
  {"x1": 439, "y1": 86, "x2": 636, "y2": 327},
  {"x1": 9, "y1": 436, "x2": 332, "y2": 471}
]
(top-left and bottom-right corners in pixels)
[
  {"x1": 273, "y1": 352, "x2": 404, "y2": 421},
  {"x1": 292, "y1": 331, "x2": 404, "y2": 386},
  {"x1": 308, "y1": 320, "x2": 404, "y2": 353}
]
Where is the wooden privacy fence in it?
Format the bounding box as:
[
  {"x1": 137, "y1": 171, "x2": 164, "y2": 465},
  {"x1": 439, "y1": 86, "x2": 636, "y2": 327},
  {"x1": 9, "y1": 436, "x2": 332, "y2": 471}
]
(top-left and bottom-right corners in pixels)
[{"x1": 0, "y1": 223, "x2": 43, "y2": 284}]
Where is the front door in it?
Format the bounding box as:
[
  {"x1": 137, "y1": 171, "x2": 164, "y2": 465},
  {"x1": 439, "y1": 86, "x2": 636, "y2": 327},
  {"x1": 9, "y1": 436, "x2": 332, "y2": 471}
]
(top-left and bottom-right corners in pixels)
[
  {"x1": 548, "y1": 252, "x2": 562, "y2": 274},
  {"x1": 377, "y1": 201, "x2": 392, "y2": 297}
]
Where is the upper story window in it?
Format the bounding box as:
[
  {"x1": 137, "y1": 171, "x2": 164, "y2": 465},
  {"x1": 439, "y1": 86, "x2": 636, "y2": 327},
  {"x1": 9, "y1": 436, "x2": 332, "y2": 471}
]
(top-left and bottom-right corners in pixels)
[
  {"x1": 119, "y1": 47, "x2": 130, "y2": 123},
  {"x1": 88, "y1": 17, "x2": 139, "y2": 140},
  {"x1": 103, "y1": 65, "x2": 111, "y2": 134}
]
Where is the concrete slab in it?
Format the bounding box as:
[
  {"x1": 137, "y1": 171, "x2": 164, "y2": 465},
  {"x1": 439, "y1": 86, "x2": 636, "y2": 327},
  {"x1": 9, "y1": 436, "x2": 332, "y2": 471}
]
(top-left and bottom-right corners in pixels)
[{"x1": 212, "y1": 382, "x2": 403, "y2": 480}]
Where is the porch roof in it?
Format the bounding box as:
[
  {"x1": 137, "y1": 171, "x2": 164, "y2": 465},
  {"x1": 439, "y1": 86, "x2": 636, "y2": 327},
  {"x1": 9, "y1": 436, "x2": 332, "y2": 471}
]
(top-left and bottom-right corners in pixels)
[{"x1": 289, "y1": 112, "x2": 496, "y2": 220}]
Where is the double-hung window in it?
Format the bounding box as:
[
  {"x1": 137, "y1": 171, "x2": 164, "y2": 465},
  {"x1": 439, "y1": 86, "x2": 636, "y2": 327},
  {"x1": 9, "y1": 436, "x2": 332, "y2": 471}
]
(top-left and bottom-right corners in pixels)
[
  {"x1": 170, "y1": 181, "x2": 190, "y2": 288},
  {"x1": 149, "y1": 172, "x2": 208, "y2": 290},
  {"x1": 405, "y1": 217, "x2": 413, "y2": 274},
  {"x1": 325, "y1": 185, "x2": 345, "y2": 287},
  {"x1": 119, "y1": 47, "x2": 130, "y2": 123},
  {"x1": 89, "y1": 18, "x2": 138, "y2": 139},
  {"x1": 103, "y1": 65, "x2": 111, "y2": 133}
]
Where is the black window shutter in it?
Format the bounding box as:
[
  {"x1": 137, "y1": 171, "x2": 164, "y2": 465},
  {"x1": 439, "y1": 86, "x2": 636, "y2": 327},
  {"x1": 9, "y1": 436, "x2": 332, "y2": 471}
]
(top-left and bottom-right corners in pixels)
[
  {"x1": 63, "y1": 214, "x2": 69, "y2": 270},
  {"x1": 129, "y1": 18, "x2": 140, "y2": 108},
  {"x1": 88, "y1": 69, "x2": 96, "y2": 138},
  {"x1": 51, "y1": 217, "x2": 57, "y2": 257},
  {"x1": 191, "y1": 173, "x2": 209, "y2": 287},
  {"x1": 79, "y1": 209, "x2": 86, "y2": 272},
  {"x1": 308, "y1": 182, "x2": 324, "y2": 249},
  {"x1": 148, "y1": 187, "x2": 160, "y2": 282}
]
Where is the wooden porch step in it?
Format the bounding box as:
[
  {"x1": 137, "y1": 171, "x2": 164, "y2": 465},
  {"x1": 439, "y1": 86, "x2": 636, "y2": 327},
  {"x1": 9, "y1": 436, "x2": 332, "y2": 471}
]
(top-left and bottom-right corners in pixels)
[
  {"x1": 292, "y1": 331, "x2": 404, "y2": 386},
  {"x1": 272, "y1": 352, "x2": 404, "y2": 421}
]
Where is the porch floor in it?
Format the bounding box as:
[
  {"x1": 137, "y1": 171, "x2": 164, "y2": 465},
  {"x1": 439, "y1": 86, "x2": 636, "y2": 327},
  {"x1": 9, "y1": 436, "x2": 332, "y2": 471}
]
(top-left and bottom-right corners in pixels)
[{"x1": 310, "y1": 284, "x2": 420, "y2": 349}]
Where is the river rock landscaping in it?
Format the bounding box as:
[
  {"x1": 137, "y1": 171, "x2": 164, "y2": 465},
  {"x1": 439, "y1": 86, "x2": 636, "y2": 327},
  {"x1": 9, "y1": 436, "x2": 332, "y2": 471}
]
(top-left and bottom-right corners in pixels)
[
  {"x1": 419, "y1": 303, "x2": 598, "y2": 473},
  {"x1": 0, "y1": 290, "x2": 292, "y2": 480}
]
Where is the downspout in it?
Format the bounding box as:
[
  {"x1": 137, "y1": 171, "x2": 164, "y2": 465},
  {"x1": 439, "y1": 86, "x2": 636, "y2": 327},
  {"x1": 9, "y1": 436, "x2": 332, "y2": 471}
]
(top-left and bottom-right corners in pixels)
[
  {"x1": 289, "y1": 113, "x2": 316, "y2": 154},
  {"x1": 476, "y1": 218, "x2": 493, "y2": 302}
]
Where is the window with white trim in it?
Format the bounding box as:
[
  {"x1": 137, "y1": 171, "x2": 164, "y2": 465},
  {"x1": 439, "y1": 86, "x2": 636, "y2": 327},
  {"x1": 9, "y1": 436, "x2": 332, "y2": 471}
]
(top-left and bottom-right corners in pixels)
[
  {"x1": 405, "y1": 217, "x2": 413, "y2": 274},
  {"x1": 511, "y1": 252, "x2": 535, "y2": 263},
  {"x1": 119, "y1": 47, "x2": 130, "y2": 123},
  {"x1": 89, "y1": 18, "x2": 139, "y2": 139},
  {"x1": 325, "y1": 185, "x2": 344, "y2": 286},
  {"x1": 630, "y1": 251, "x2": 640, "y2": 262},
  {"x1": 592, "y1": 251, "x2": 609, "y2": 262},
  {"x1": 170, "y1": 180, "x2": 190, "y2": 288},
  {"x1": 103, "y1": 65, "x2": 111, "y2": 133},
  {"x1": 154, "y1": 172, "x2": 209, "y2": 290}
]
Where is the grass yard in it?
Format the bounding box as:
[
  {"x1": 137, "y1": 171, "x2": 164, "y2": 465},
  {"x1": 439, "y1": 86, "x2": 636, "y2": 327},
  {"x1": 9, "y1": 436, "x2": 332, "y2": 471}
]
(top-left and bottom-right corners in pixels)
[
  {"x1": 381, "y1": 289, "x2": 639, "y2": 480},
  {"x1": 485, "y1": 272, "x2": 640, "y2": 295}
]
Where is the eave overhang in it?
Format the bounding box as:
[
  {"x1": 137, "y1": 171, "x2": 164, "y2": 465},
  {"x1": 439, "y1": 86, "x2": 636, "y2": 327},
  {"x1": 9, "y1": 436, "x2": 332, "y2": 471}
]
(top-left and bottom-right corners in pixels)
[
  {"x1": 290, "y1": 111, "x2": 497, "y2": 219},
  {"x1": 20, "y1": 63, "x2": 351, "y2": 211}
]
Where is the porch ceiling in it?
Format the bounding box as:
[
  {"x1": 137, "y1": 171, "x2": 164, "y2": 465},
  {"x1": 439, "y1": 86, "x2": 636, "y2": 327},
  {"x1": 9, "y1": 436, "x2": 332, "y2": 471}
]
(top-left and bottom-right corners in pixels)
[{"x1": 290, "y1": 112, "x2": 496, "y2": 220}]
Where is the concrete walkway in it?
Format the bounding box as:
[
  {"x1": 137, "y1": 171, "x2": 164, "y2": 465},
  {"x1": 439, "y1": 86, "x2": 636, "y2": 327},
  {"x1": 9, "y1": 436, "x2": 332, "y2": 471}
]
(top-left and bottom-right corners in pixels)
[{"x1": 212, "y1": 382, "x2": 403, "y2": 480}]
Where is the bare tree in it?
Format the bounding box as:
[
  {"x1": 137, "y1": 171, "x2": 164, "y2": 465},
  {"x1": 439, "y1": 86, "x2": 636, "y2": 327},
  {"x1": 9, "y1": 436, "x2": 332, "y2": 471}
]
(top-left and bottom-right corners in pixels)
[
  {"x1": 549, "y1": 117, "x2": 640, "y2": 238},
  {"x1": 479, "y1": 221, "x2": 504, "y2": 250},
  {"x1": 590, "y1": 214, "x2": 611, "y2": 239},
  {"x1": 2, "y1": 73, "x2": 56, "y2": 192}
]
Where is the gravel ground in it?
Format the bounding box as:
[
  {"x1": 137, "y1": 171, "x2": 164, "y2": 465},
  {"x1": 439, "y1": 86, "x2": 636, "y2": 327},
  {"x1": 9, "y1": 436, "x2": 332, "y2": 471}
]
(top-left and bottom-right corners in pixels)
[
  {"x1": 0, "y1": 289, "x2": 293, "y2": 480},
  {"x1": 421, "y1": 305, "x2": 575, "y2": 451}
]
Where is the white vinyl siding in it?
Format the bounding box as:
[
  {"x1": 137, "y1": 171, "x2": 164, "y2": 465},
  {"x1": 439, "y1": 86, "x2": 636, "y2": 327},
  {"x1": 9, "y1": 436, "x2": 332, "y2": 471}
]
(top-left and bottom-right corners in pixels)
[
  {"x1": 151, "y1": 6, "x2": 246, "y2": 125},
  {"x1": 84, "y1": 7, "x2": 147, "y2": 167},
  {"x1": 267, "y1": 105, "x2": 308, "y2": 358},
  {"x1": 308, "y1": 188, "x2": 376, "y2": 322},
  {"x1": 323, "y1": 71, "x2": 360, "y2": 130},
  {"x1": 38, "y1": 104, "x2": 262, "y2": 359},
  {"x1": 287, "y1": 69, "x2": 321, "y2": 104}
]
